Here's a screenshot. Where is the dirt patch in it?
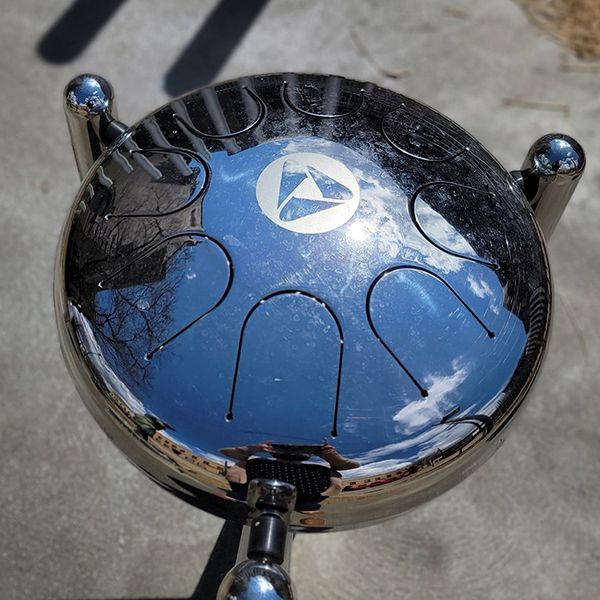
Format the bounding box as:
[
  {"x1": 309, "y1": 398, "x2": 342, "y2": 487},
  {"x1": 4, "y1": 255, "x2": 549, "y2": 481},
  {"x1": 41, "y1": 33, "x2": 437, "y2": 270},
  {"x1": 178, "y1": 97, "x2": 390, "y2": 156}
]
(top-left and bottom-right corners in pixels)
[{"x1": 516, "y1": 0, "x2": 600, "y2": 59}]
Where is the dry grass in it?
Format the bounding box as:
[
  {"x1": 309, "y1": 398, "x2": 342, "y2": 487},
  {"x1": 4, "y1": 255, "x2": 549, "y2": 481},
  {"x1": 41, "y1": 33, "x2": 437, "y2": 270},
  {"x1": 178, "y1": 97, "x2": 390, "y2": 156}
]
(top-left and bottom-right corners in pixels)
[{"x1": 516, "y1": 0, "x2": 600, "y2": 59}]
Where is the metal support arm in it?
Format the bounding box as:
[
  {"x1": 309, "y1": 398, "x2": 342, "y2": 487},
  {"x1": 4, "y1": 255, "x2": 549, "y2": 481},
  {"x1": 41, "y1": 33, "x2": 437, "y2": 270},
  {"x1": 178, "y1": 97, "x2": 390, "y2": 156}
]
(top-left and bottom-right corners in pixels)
[{"x1": 217, "y1": 479, "x2": 297, "y2": 600}]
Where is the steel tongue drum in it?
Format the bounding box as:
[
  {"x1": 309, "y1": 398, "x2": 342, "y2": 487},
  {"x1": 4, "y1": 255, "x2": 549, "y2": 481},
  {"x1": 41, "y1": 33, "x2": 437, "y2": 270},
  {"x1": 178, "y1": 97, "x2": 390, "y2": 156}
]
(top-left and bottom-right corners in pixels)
[{"x1": 56, "y1": 73, "x2": 584, "y2": 598}]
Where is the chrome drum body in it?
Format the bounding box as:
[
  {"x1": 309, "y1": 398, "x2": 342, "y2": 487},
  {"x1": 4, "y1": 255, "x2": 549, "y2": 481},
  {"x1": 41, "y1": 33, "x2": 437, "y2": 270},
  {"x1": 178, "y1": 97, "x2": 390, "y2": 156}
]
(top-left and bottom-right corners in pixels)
[{"x1": 55, "y1": 73, "x2": 555, "y2": 531}]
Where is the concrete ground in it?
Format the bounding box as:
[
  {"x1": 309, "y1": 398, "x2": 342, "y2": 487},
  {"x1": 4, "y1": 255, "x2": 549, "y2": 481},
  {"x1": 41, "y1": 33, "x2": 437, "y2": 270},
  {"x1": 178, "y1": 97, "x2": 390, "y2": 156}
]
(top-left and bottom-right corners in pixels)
[{"x1": 1, "y1": 1, "x2": 599, "y2": 598}]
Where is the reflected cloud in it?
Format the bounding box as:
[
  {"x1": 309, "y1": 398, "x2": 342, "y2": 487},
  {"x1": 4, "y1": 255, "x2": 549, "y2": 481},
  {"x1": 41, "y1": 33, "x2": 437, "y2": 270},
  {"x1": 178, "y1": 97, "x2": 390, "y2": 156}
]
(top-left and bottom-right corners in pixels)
[
  {"x1": 416, "y1": 203, "x2": 475, "y2": 255},
  {"x1": 354, "y1": 166, "x2": 468, "y2": 274},
  {"x1": 353, "y1": 420, "x2": 475, "y2": 473},
  {"x1": 393, "y1": 359, "x2": 470, "y2": 435},
  {"x1": 467, "y1": 273, "x2": 500, "y2": 314},
  {"x1": 345, "y1": 459, "x2": 410, "y2": 478},
  {"x1": 467, "y1": 273, "x2": 493, "y2": 298}
]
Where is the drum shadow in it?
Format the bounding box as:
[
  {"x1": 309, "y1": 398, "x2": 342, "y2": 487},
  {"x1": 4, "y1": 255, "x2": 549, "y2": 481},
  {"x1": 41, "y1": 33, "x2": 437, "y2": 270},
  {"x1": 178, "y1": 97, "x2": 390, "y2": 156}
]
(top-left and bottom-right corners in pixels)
[
  {"x1": 164, "y1": 0, "x2": 270, "y2": 96},
  {"x1": 37, "y1": 0, "x2": 268, "y2": 97},
  {"x1": 37, "y1": 0, "x2": 127, "y2": 64}
]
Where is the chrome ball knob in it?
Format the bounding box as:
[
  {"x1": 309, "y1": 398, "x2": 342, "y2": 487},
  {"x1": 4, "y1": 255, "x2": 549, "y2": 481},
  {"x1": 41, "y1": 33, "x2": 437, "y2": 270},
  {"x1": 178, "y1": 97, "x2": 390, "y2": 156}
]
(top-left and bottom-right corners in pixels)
[
  {"x1": 516, "y1": 133, "x2": 586, "y2": 239},
  {"x1": 64, "y1": 73, "x2": 114, "y2": 117},
  {"x1": 217, "y1": 560, "x2": 295, "y2": 600}
]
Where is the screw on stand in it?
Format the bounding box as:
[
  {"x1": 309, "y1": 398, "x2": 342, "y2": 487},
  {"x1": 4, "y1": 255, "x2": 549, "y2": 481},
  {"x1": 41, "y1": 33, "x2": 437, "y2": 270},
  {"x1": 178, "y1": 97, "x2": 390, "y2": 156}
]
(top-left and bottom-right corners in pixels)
[{"x1": 217, "y1": 479, "x2": 297, "y2": 600}]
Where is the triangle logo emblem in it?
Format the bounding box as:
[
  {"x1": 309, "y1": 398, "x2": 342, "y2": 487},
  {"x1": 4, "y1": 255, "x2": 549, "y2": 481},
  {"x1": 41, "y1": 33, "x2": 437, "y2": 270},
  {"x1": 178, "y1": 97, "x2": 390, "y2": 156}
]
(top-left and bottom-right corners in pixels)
[
  {"x1": 275, "y1": 160, "x2": 354, "y2": 223},
  {"x1": 257, "y1": 152, "x2": 361, "y2": 234}
]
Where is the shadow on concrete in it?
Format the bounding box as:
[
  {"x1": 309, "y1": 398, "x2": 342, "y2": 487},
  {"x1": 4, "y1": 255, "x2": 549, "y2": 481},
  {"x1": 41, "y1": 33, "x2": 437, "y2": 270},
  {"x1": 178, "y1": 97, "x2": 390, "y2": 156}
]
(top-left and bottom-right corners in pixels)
[
  {"x1": 60, "y1": 520, "x2": 242, "y2": 600},
  {"x1": 37, "y1": 0, "x2": 127, "y2": 64},
  {"x1": 37, "y1": 0, "x2": 268, "y2": 96},
  {"x1": 164, "y1": 0, "x2": 269, "y2": 97}
]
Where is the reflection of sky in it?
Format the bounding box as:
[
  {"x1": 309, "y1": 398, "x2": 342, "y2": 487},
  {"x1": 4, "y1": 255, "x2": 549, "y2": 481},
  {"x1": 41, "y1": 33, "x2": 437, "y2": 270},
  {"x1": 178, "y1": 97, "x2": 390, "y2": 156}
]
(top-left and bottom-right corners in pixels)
[
  {"x1": 415, "y1": 203, "x2": 476, "y2": 257},
  {"x1": 87, "y1": 135, "x2": 528, "y2": 469}
]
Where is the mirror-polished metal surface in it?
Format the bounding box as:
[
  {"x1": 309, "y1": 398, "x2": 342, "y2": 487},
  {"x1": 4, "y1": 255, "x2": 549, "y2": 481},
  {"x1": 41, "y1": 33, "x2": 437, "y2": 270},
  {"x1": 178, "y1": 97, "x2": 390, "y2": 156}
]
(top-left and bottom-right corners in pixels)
[
  {"x1": 218, "y1": 479, "x2": 296, "y2": 600},
  {"x1": 56, "y1": 73, "x2": 555, "y2": 531},
  {"x1": 217, "y1": 560, "x2": 295, "y2": 600},
  {"x1": 64, "y1": 74, "x2": 128, "y2": 179},
  {"x1": 515, "y1": 133, "x2": 585, "y2": 239}
]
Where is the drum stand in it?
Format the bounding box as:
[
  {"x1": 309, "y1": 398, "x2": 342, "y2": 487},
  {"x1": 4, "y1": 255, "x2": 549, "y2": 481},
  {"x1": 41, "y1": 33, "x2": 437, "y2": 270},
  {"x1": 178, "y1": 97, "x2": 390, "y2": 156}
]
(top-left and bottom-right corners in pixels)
[{"x1": 60, "y1": 72, "x2": 586, "y2": 600}]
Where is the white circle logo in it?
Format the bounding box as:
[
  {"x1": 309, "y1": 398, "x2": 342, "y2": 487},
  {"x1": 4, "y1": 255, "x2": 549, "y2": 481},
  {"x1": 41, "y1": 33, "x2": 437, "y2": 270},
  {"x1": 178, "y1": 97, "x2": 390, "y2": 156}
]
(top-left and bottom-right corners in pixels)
[{"x1": 256, "y1": 152, "x2": 360, "y2": 234}]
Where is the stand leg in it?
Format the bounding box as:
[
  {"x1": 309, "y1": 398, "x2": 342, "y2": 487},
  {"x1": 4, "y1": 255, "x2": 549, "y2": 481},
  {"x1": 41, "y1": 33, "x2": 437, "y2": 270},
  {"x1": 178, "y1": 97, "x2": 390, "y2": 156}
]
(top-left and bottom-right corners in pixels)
[{"x1": 217, "y1": 479, "x2": 297, "y2": 600}]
